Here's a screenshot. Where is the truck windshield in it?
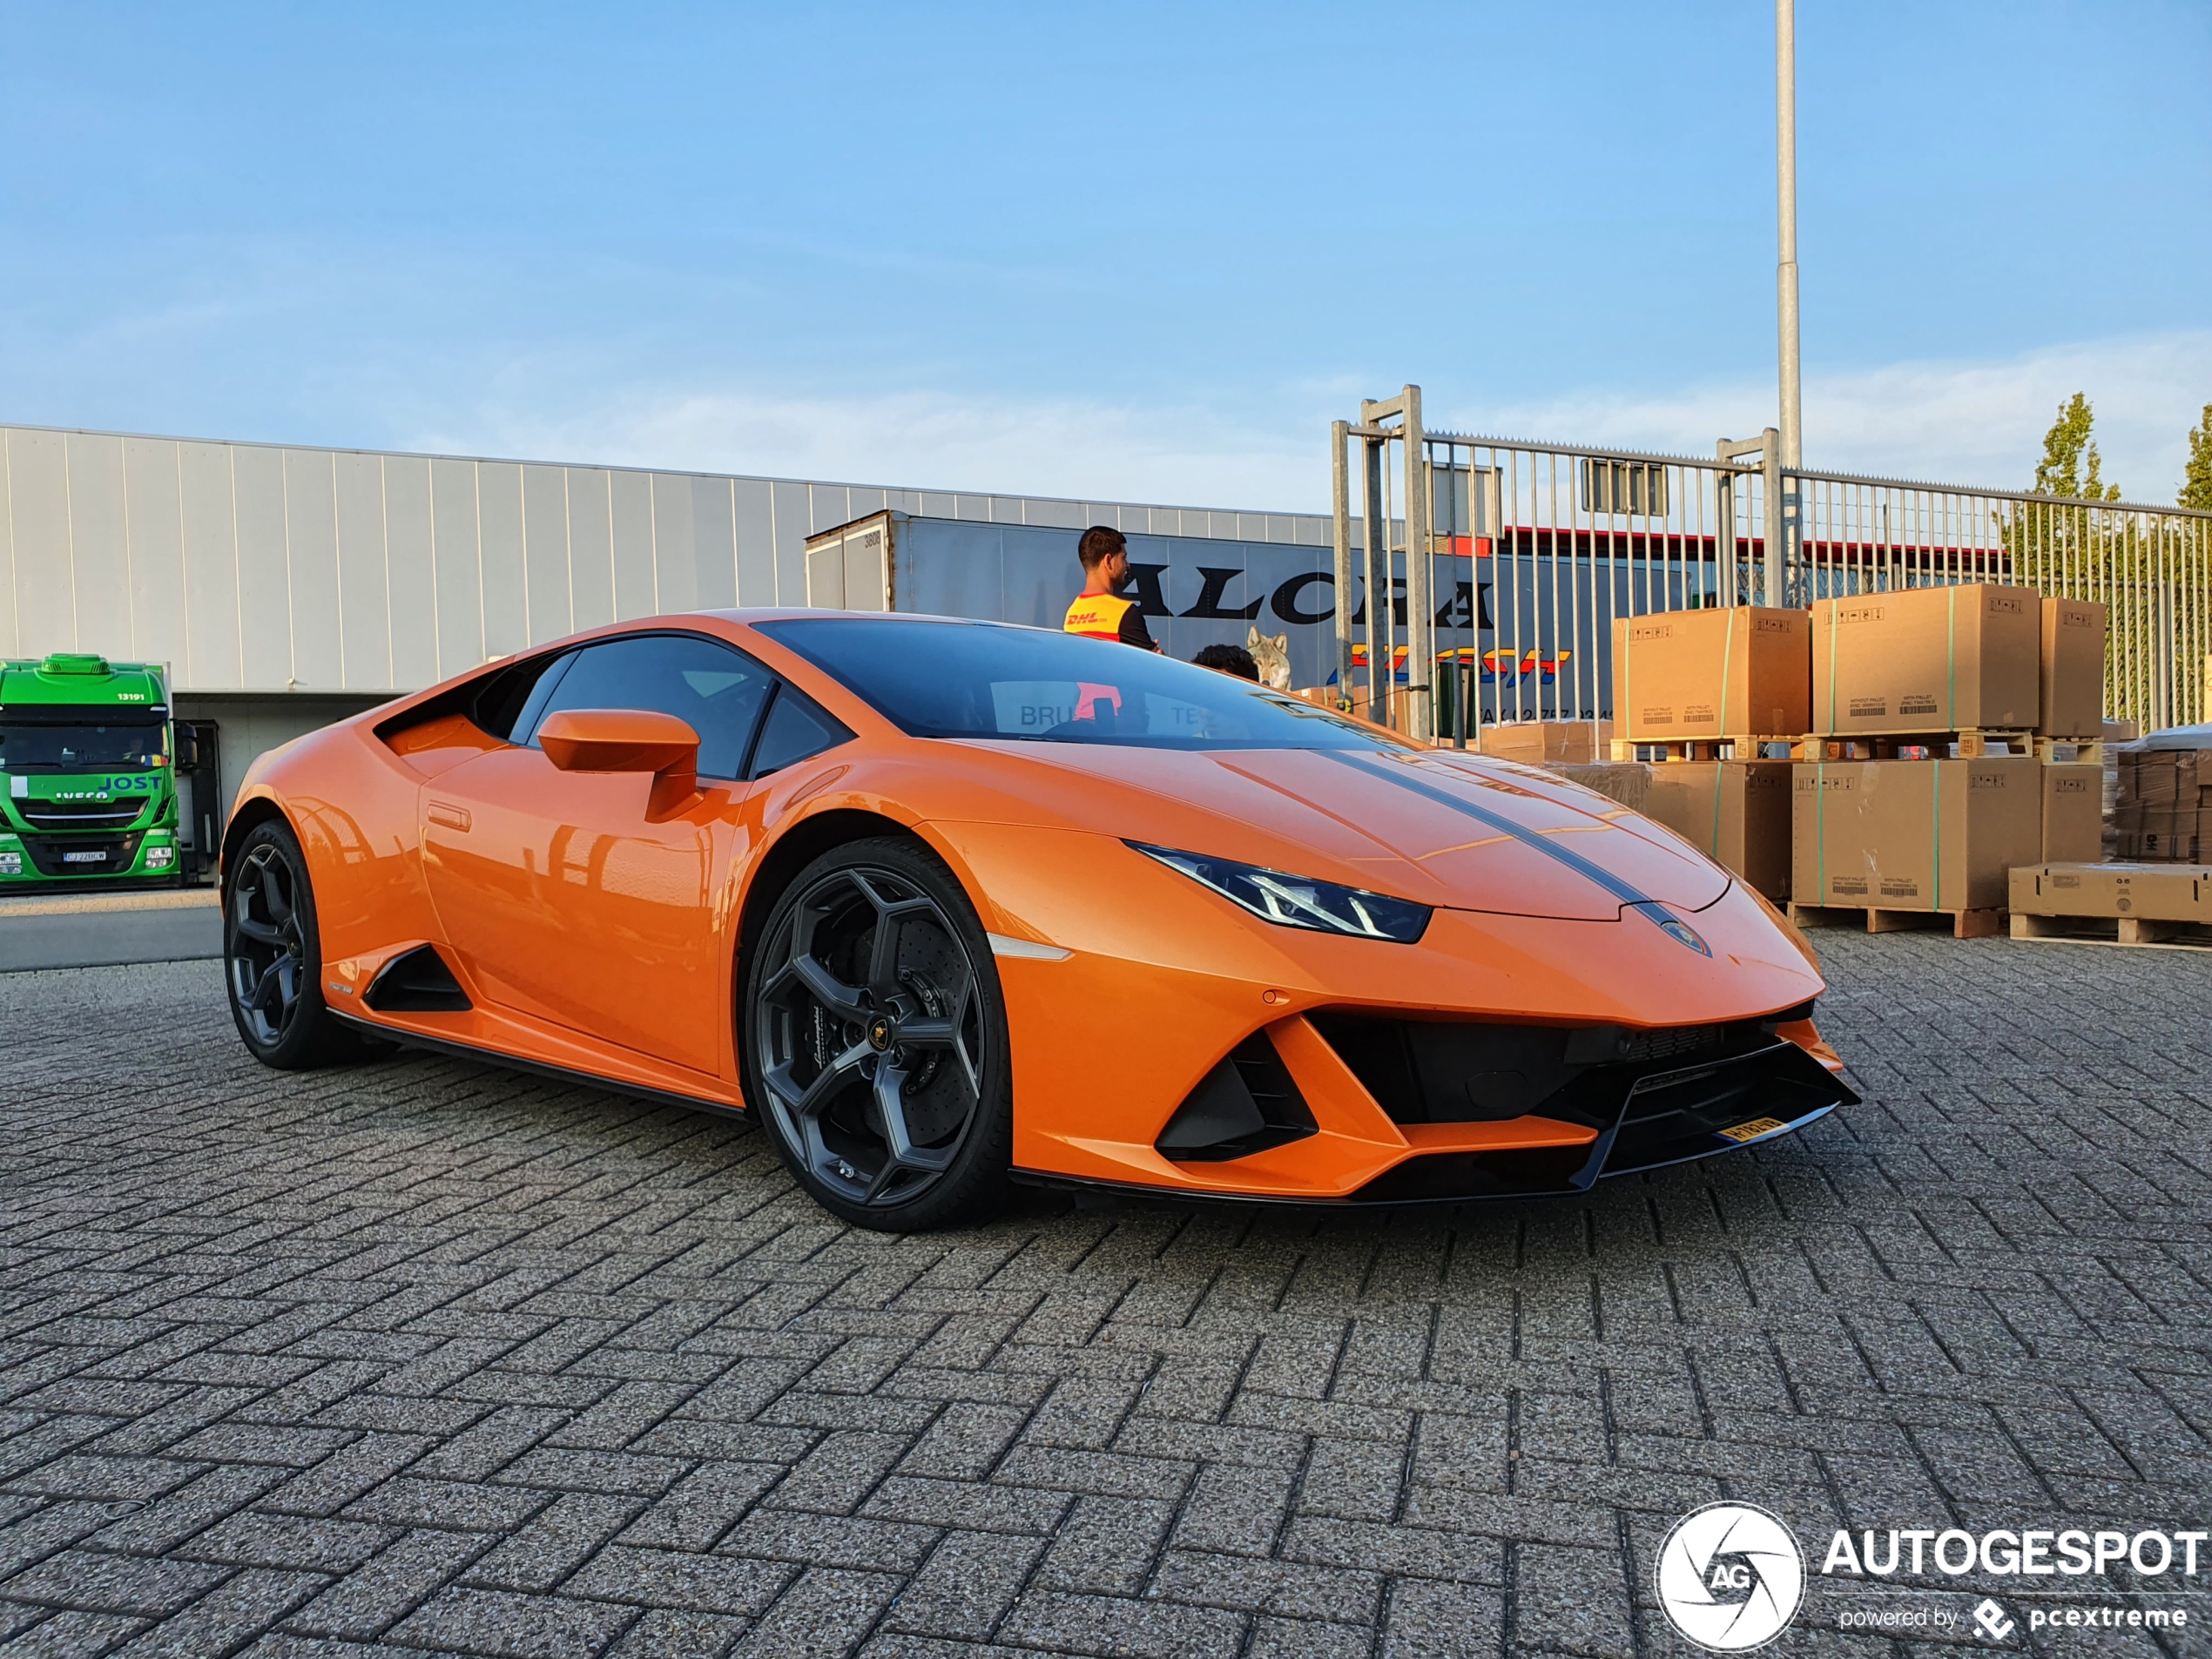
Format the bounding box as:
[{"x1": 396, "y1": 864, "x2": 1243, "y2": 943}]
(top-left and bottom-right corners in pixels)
[{"x1": 0, "y1": 713, "x2": 165, "y2": 773}]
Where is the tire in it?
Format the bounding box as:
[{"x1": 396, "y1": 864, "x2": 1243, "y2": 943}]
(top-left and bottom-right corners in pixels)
[
  {"x1": 743, "y1": 836, "x2": 1012, "y2": 1232},
  {"x1": 223, "y1": 818, "x2": 366, "y2": 1070}
]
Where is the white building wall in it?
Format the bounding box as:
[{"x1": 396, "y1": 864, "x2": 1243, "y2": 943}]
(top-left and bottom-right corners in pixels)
[{"x1": 0, "y1": 422, "x2": 1332, "y2": 695}]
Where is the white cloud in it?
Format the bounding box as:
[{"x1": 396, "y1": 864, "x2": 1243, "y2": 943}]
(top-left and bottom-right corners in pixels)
[
  {"x1": 415, "y1": 330, "x2": 2212, "y2": 515},
  {"x1": 1439, "y1": 331, "x2": 2212, "y2": 505},
  {"x1": 413, "y1": 388, "x2": 1330, "y2": 514}
]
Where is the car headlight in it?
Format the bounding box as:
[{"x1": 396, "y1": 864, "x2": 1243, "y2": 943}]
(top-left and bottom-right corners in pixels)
[{"x1": 1128, "y1": 841, "x2": 1431, "y2": 943}]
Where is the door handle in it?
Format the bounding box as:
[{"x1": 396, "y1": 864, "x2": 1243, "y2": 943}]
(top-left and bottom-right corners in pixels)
[{"x1": 428, "y1": 801, "x2": 472, "y2": 832}]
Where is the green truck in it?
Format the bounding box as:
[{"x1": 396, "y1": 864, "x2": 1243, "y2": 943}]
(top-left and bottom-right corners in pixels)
[{"x1": 0, "y1": 653, "x2": 196, "y2": 889}]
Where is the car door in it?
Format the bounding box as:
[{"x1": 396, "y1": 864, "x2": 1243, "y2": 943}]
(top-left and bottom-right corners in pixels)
[{"x1": 418, "y1": 632, "x2": 779, "y2": 1077}]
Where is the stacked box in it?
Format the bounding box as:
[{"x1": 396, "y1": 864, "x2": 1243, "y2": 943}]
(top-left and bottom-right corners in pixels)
[
  {"x1": 1644, "y1": 761, "x2": 1792, "y2": 900},
  {"x1": 1479, "y1": 719, "x2": 1614, "y2": 764},
  {"x1": 2040, "y1": 597, "x2": 2107, "y2": 738},
  {"x1": 2009, "y1": 862, "x2": 2212, "y2": 924},
  {"x1": 2115, "y1": 745, "x2": 2212, "y2": 861},
  {"x1": 1811, "y1": 583, "x2": 2040, "y2": 736},
  {"x1": 1611, "y1": 607, "x2": 1810, "y2": 742},
  {"x1": 1791, "y1": 758, "x2": 2042, "y2": 913},
  {"x1": 2040, "y1": 765, "x2": 2103, "y2": 864}
]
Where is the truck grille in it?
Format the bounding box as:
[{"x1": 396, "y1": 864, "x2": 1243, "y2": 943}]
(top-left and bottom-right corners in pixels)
[
  {"x1": 17, "y1": 799, "x2": 149, "y2": 832},
  {"x1": 19, "y1": 833, "x2": 147, "y2": 876}
]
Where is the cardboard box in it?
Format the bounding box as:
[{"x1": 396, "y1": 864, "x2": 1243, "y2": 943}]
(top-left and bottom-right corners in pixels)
[
  {"x1": 1791, "y1": 757, "x2": 2042, "y2": 913},
  {"x1": 1811, "y1": 583, "x2": 2040, "y2": 737},
  {"x1": 2008, "y1": 862, "x2": 2212, "y2": 923},
  {"x1": 1643, "y1": 760, "x2": 1793, "y2": 900},
  {"x1": 2040, "y1": 765, "x2": 2103, "y2": 864},
  {"x1": 2120, "y1": 747, "x2": 2212, "y2": 808},
  {"x1": 2040, "y1": 597, "x2": 2107, "y2": 737},
  {"x1": 1541, "y1": 761, "x2": 1650, "y2": 813},
  {"x1": 1611, "y1": 607, "x2": 1809, "y2": 741},
  {"x1": 1478, "y1": 719, "x2": 1613, "y2": 765},
  {"x1": 2120, "y1": 807, "x2": 2210, "y2": 862}
]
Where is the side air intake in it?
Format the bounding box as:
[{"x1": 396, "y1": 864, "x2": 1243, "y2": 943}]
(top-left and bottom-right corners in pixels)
[
  {"x1": 1155, "y1": 1032, "x2": 1318, "y2": 1163},
  {"x1": 363, "y1": 945, "x2": 472, "y2": 1013}
]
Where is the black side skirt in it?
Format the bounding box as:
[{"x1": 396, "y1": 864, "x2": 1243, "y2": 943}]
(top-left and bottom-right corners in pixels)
[{"x1": 327, "y1": 1009, "x2": 754, "y2": 1127}]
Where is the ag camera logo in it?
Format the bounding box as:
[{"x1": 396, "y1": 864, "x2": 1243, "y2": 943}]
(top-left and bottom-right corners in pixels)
[{"x1": 1656, "y1": 1503, "x2": 1805, "y2": 1650}]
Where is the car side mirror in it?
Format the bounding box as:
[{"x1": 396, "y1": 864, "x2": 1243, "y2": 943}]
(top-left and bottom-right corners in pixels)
[{"x1": 536, "y1": 709, "x2": 701, "y2": 819}]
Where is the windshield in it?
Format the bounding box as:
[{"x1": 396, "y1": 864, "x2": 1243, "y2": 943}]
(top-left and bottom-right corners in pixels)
[
  {"x1": 755, "y1": 617, "x2": 1398, "y2": 751},
  {"x1": 0, "y1": 714, "x2": 166, "y2": 773}
]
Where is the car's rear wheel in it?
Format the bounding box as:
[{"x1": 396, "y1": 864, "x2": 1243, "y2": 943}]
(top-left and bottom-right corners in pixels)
[
  {"x1": 224, "y1": 819, "x2": 363, "y2": 1070},
  {"x1": 744, "y1": 838, "x2": 1011, "y2": 1231}
]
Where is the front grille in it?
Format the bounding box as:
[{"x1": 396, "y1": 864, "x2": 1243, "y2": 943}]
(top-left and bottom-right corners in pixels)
[
  {"x1": 18, "y1": 799, "x2": 150, "y2": 832},
  {"x1": 1308, "y1": 1011, "x2": 1754, "y2": 1127},
  {"x1": 20, "y1": 832, "x2": 147, "y2": 876},
  {"x1": 1620, "y1": 1025, "x2": 1723, "y2": 1064},
  {"x1": 1343, "y1": 1041, "x2": 1859, "y2": 1202},
  {"x1": 1156, "y1": 1032, "x2": 1317, "y2": 1162},
  {"x1": 1602, "y1": 1042, "x2": 1857, "y2": 1174}
]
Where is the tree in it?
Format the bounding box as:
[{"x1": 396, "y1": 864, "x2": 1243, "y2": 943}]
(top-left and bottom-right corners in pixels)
[
  {"x1": 2182, "y1": 403, "x2": 2212, "y2": 511},
  {"x1": 2031, "y1": 392, "x2": 2121, "y2": 502}
]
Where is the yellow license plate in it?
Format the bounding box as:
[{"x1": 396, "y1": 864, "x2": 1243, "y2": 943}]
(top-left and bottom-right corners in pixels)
[{"x1": 1719, "y1": 1116, "x2": 1786, "y2": 1143}]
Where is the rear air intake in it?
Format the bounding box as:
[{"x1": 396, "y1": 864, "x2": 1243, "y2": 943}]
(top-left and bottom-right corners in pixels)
[
  {"x1": 1155, "y1": 1032, "x2": 1318, "y2": 1163},
  {"x1": 363, "y1": 946, "x2": 472, "y2": 1013}
]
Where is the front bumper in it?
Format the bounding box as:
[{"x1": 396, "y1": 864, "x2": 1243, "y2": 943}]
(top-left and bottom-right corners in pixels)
[
  {"x1": 0, "y1": 826, "x2": 179, "y2": 888},
  {"x1": 933, "y1": 819, "x2": 1847, "y2": 1204},
  {"x1": 1338, "y1": 1038, "x2": 1856, "y2": 1204}
]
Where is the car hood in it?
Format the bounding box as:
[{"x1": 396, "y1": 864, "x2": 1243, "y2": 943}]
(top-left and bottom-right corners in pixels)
[{"x1": 949, "y1": 741, "x2": 1729, "y2": 922}]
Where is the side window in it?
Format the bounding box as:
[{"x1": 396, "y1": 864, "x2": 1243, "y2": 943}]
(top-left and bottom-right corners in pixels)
[
  {"x1": 472, "y1": 650, "x2": 573, "y2": 742},
  {"x1": 523, "y1": 634, "x2": 774, "y2": 781},
  {"x1": 747, "y1": 685, "x2": 853, "y2": 779}
]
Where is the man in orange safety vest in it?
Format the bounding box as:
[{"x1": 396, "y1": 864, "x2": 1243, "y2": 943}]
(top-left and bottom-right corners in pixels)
[{"x1": 1062, "y1": 526, "x2": 1162, "y2": 651}]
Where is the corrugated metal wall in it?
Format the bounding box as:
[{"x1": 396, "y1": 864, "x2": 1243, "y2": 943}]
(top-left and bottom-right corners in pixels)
[{"x1": 0, "y1": 423, "x2": 1328, "y2": 694}]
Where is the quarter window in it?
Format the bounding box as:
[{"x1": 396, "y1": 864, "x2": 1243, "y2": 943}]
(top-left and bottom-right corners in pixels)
[{"x1": 747, "y1": 685, "x2": 853, "y2": 779}]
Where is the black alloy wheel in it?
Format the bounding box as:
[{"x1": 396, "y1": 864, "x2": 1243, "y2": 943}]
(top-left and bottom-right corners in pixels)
[
  {"x1": 224, "y1": 819, "x2": 363, "y2": 1069},
  {"x1": 746, "y1": 838, "x2": 1011, "y2": 1231}
]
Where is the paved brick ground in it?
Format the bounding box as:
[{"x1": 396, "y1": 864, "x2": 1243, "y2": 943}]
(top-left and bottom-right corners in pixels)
[{"x1": 4, "y1": 934, "x2": 2211, "y2": 1659}]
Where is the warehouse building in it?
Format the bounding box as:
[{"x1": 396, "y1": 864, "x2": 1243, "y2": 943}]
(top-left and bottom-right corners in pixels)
[{"x1": 0, "y1": 421, "x2": 1349, "y2": 860}]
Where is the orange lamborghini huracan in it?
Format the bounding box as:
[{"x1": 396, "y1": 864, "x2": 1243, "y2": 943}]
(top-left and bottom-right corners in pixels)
[{"x1": 221, "y1": 610, "x2": 1852, "y2": 1231}]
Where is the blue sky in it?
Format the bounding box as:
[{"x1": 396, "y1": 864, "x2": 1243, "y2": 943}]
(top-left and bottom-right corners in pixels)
[{"x1": 3, "y1": 1, "x2": 2207, "y2": 508}]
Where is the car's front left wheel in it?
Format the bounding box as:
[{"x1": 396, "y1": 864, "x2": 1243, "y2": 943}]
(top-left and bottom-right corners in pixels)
[
  {"x1": 744, "y1": 837, "x2": 1012, "y2": 1232},
  {"x1": 224, "y1": 818, "x2": 365, "y2": 1070}
]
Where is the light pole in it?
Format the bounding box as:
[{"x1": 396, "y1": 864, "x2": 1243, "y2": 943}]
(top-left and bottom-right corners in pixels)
[{"x1": 1774, "y1": 0, "x2": 1802, "y2": 604}]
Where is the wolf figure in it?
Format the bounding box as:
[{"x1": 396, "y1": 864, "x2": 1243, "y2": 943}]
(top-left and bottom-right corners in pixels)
[{"x1": 1246, "y1": 625, "x2": 1292, "y2": 691}]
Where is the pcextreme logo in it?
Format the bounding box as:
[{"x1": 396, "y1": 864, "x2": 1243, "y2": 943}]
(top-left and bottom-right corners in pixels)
[
  {"x1": 1658, "y1": 1507, "x2": 2209, "y2": 1649},
  {"x1": 1656, "y1": 1503, "x2": 1806, "y2": 1650}
]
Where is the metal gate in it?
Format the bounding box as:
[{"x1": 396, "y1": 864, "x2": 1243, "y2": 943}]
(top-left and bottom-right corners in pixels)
[{"x1": 1335, "y1": 387, "x2": 2211, "y2": 740}]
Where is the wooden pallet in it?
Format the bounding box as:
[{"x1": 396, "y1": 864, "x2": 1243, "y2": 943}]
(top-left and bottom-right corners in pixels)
[
  {"x1": 2010, "y1": 913, "x2": 2212, "y2": 948},
  {"x1": 1608, "y1": 736, "x2": 1794, "y2": 763},
  {"x1": 1791, "y1": 729, "x2": 2038, "y2": 762},
  {"x1": 2033, "y1": 736, "x2": 2106, "y2": 765},
  {"x1": 1787, "y1": 901, "x2": 2004, "y2": 939}
]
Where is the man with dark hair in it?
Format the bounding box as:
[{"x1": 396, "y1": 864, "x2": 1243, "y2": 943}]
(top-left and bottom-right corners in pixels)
[
  {"x1": 1192, "y1": 643, "x2": 1259, "y2": 681},
  {"x1": 1062, "y1": 525, "x2": 1160, "y2": 651}
]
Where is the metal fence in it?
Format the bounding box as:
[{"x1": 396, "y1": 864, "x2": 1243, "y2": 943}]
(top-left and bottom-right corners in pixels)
[
  {"x1": 1410, "y1": 432, "x2": 1779, "y2": 737},
  {"x1": 1794, "y1": 469, "x2": 2211, "y2": 732},
  {"x1": 1346, "y1": 412, "x2": 2210, "y2": 740}
]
